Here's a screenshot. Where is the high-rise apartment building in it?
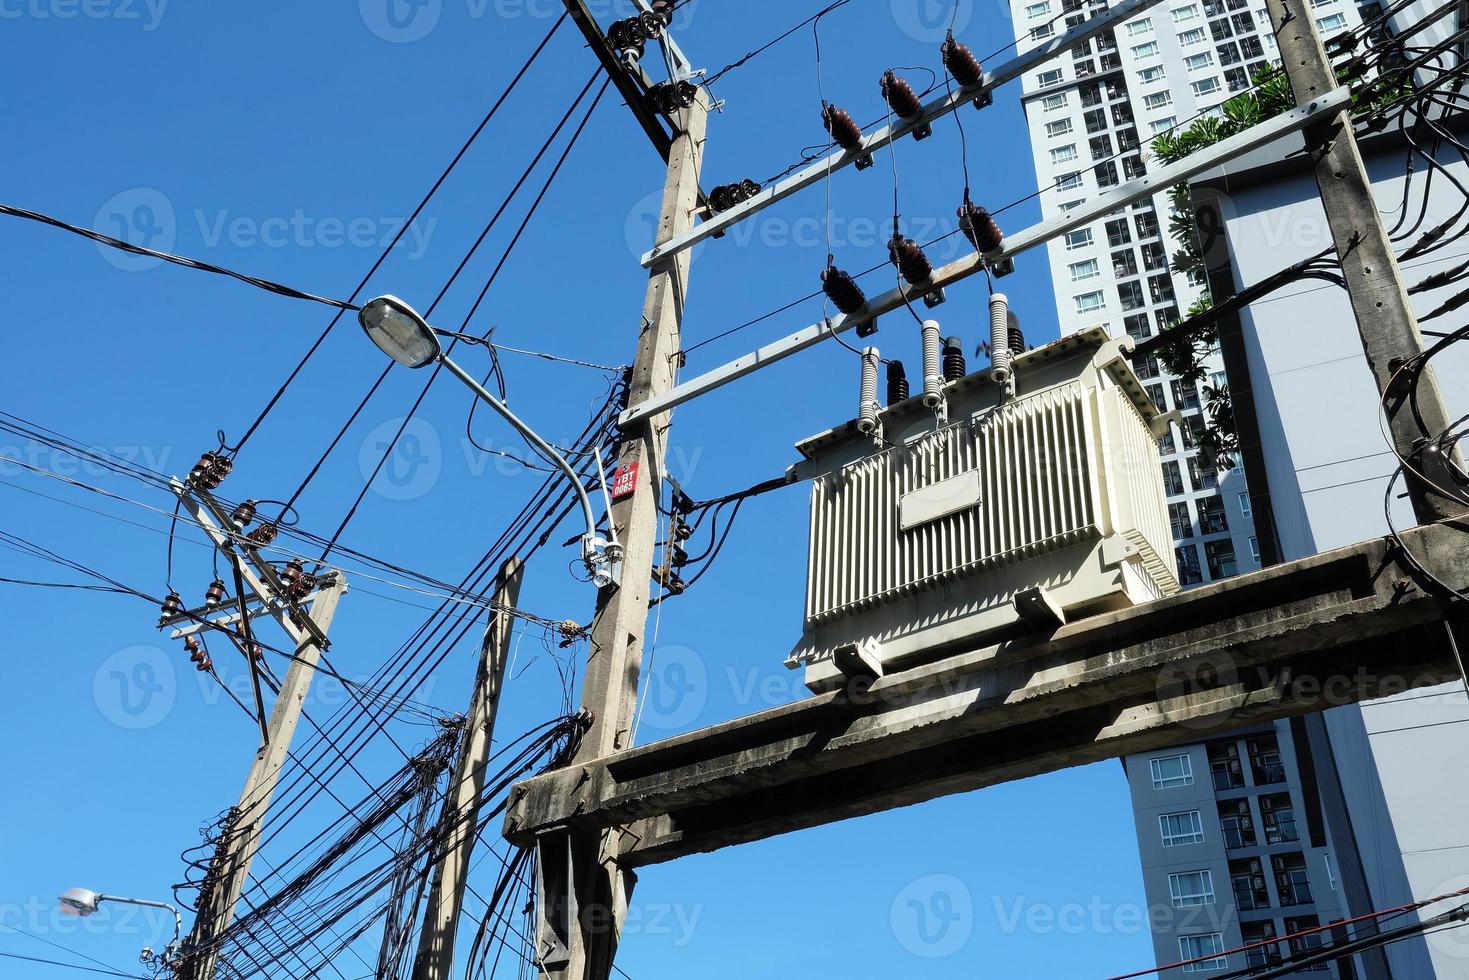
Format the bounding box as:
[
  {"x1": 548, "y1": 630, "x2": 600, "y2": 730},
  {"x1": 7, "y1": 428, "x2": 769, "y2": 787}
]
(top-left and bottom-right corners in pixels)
[
  {"x1": 1010, "y1": 0, "x2": 1375, "y2": 586},
  {"x1": 1009, "y1": 0, "x2": 1391, "y2": 974}
]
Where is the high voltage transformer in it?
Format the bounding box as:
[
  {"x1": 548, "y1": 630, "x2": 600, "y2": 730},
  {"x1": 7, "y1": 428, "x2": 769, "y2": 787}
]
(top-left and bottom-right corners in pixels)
[{"x1": 788, "y1": 304, "x2": 1180, "y2": 692}]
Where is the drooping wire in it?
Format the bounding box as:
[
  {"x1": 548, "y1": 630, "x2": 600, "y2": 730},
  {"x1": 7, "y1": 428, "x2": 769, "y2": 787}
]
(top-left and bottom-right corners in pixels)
[{"x1": 222, "y1": 11, "x2": 570, "y2": 460}]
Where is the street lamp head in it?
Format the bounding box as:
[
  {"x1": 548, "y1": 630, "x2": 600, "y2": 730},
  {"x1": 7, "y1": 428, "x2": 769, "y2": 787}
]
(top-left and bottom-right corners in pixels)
[
  {"x1": 359, "y1": 295, "x2": 441, "y2": 369},
  {"x1": 59, "y1": 888, "x2": 101, "y2": 917}
]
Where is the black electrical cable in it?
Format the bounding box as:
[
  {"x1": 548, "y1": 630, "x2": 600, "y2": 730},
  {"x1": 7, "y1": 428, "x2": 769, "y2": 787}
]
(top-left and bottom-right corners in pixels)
[
  {"x1": 223, "y1": 11, "x2": 570, "y2": 460},
  {"x1": 0, "y1": 202, "x2": 357, "y2": 310},
  {"x1": 317, "y1": 74, "x2": 612, "y2": 564}
]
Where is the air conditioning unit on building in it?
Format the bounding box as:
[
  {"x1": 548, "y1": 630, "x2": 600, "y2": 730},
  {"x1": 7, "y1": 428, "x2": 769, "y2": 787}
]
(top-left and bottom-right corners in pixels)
[{"x1": 787, "y1": 312, "x2": 1180, "y2": 693}]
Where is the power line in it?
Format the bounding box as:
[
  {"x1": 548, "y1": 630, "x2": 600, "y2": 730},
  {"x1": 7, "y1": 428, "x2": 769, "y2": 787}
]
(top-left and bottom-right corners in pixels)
[
  {"x1": 0, "y1": 202, "x2": 357, "y2": 310},
  {"x1": 223, "y1": 11, "x2": 571, "y2": 460}
]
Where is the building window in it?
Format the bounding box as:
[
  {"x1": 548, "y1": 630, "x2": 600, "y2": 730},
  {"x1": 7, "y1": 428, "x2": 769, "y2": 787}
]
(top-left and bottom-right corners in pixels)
[
  {"x1": 1143, "y1": 90, "x2": 1173, "y2": 109},
  {"x1": 1056, "y1": 171, "x2": 1084, "y2": 191},
  {"x1": 1198, "y1": 496, "x2": 1229, "y2": 535},
  {"x1": 1242, "y1": 921, "x2": 1283, "y2": 970},
  {"x1": 1189, "y1": 458, "x2": 1219, "y2": 492},
  {"x1": 1177, "y1": 544, "x2": 1202, "y2": 584},
  {"x1": 1172, "y1": 378, "x2": 1202, "y2": 412},
  {"x1": 1046, "y1": 118, "x2": 1075, "y2": 137},
  {"x1": 1192, "y1": 76, "x2": 1223, "y2": 97},
  {"x1": 1137, "y1": 64, "x2": 1168, "y2": 86},
  {"x1": 1147, "y1": 382, "x2": 1168, "y2": 412},
  {"x1": 1317, "y1": 12, "x2": 1348, "y2": 30},
  {"x1": 1136, "y1": 210, "x2": 1162, "y2": 238},
  {"x1": 1131, "y1": 40, "x2": 1161, "y2": 58},
  {"x1": 1161, "y1": 811, "x2": 1206, "y2": 846},
  {"x1": 1113, "y1": 249, "x2": 1140, "y2": 278},
  {"x1": 1105, "y1": 217, "x2": 1133, "y2": 247},
  {"x1": 1171, "y1": 3, "x2": 1201, "y2": 22},
  {"x1": 1185, "y1": 52, "x2": 1216, "y2": 71},
  {"x1": 1179, "y1": 933, "x2": 1227, "y2": 972},
  {"x1": 1119, "y1": 280, "x2": 1146, "y2": 310},
  {"x1": 1075, "y1": 290, "x2": 1106, "y2": 314},
  {"x1": 1219, "y1": 798, "x2": 1257, "y2": 849},
  {"x1": 1151, "y1": 116, "x2": 1178, "y2": 134},
  {"x1": 1205, "y1": 540, "x2": 1237, "y2": 579},
  {"x1": 1064, "y1": 228, "x2": 1094, "y2": 250},
  {"x1": 1060, "y1": 199, "x2": 1085, "y2": 213},
  {"x1": 1151, "y1": 753, "x2": 1194, "y2": 789},
  {"x1": 1170, "y1": 871, "x2": 1217, "y2": 908},
  {"x1": 1230, "y1": 857, "x2": 1271, "y2": 911},
  {"x1": 1134, "y1": 353, "x2": 1161, "y2": 379},
  {"x1": 1208, "y1": 738, "x2": 1245, "y2": 790},
  {"x1": 1142, "y1": 241, "x2": 1167, "y2": 269},
  {"x1": 1070, "y1": 258, "x2": 1101, "y2": 281},
  {"x1": 1247, "y1": 733, "x2": 1285, "y2": 785},
  {"x1": 1125, "y1": 312, "x2": 1152, "y2": 340},
  {"x1": 1261, "y1": 792, "x2": 1299, "y2": 844},
  {"x1": 1240, "y1": 35, "x2": 1265, "y2": 58},
  {"x1": 1169, "y1": 502, "x2": 1193, "y2": 539},
  {"x1": 1179, "y1": 26, "x2": 1207, "y2": 44},
  {"x1": 1249, "y1": 536, "x2": 1261, "y2": 564},
  {"x1": 1285, "y1": 916, "x2": 1327, "y2": 963},
  {"x1": 1032, "y1": 23, "x2": 1057, "y2": 39},
  {"x1": 1090, "y1": 133, "x2": 1115, "y2": 158},
  {"x1": 1126, "y1": 16, "x2": 1153, "y2": 35},
  {"x1": 1038, "y1": 68, "x2": 1066, "y2": 88},
  {"x1": 1051, "y1": 143, "x2": 1080, "y2": 163},
  {"x1": 1026, "y1": 0, "x2": 1052, "y2": 15},
  {"x1": 1123, "y1": 154, "x2": 1147, "y2": 180},
  {"x1": 1163, "y1": 460, "x2": 1186, "y2": 496},
  {"x1": 1042, "y1": 92, "x2": 1070, "y2": 111},
  {"x1": 1273, "y1": 853, "x2": 1313, "y2": 906}
]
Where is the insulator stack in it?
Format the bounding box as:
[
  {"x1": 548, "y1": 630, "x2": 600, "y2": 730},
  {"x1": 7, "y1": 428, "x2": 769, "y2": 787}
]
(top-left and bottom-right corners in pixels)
[
  {"x1": 280, "y1": 559, "x2": 315, "y2": 601},
  {"x1": 189, "y1": 452, "x2": 233, "y2": 491},
  {"x1": 921, "y1": 320, "x2": 944, "y2": 408},
  {"x1": 1009, "y1": 324, "x2": 1028, "y2": 355},
  {"x1": 205, "y1": 578, "x2": 226, "y2": 608},
  {"x1": 649, "y1": 0, "x2": 675, "y2": 25},
  {"x1": 608, "y1": 17, "x2": 648, "y2": 57},
  {"x1": 231, "y1": 500, "x2": 257, "y2": 529},
  {"x1": 858, "y1": 347, "x2": 882, "y2": 436},
  {"x1": 161, "y1": 590, "x2": 183, "y2": 617},
  {"x1": 941, "y1": 35, "x2": 984, "y2": 87},
  {"x1": 821, "y1": 265, "x2": 867, "y2": 315},
  {"x1": 989, "y1": 293, "x2": 1014, "y2": 386},
  {"x1": 942, "y1": 337, "x2": 967, "y2": 381},
  {"x1": 889, "y1": 235, "x2": 934, "y2": 286},
  {"x1": 708, "y1": 178, "x2": 761, "y2": 214},
  {"x1": 246, "y1": 641, "x2": 265, "y2": 663},
  {"x1": 822, "y1": 103, "x2": 873, "y2": 169},
  {"x1": 881, "y1": 71, "x2": 932, "y2": 139},
  {"x1": 646, "y1": 80, "x2": 697, "y2": 116},
  {"x1": 958, "y1": 201, "x2": 1004, "y2": 254},
  {"x1": 639, "y1": 10, "x2": 666, "y2": 37},
  {"x1": 246, "y1": 523, "x2": 278, "y2": 547},
  {"x1": 184, "y1": 636, "x2": 212, "y2": 673},
  {"x1": 656, "y1": 566, "x2": 687, "y2": 595},
  {"x1": 886, "y1": 360, "x2": 910, "y2": 405}
]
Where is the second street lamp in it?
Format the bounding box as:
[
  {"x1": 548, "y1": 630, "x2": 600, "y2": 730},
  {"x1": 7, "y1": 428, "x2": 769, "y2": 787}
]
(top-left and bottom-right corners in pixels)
[{"x1": 358, "y1": 295, "x2": 621, "y2": 588}]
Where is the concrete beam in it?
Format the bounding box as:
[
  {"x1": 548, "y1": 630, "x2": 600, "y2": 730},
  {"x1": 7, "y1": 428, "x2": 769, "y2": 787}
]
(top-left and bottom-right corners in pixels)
[{"x1": 505, "y1": 522, "x2": 1469, "y2": 865}]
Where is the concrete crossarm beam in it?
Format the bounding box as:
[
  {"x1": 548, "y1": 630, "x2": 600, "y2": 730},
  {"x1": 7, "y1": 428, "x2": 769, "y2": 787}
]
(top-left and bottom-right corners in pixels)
[{"x1": 506, "y1": 522, "x2": 1469, "y2": 865}]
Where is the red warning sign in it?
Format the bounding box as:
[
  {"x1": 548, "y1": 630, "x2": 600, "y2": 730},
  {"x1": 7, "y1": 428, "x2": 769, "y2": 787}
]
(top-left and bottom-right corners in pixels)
[{"x1": 610, "y1": 462, "x2": 639, "y2": 501}]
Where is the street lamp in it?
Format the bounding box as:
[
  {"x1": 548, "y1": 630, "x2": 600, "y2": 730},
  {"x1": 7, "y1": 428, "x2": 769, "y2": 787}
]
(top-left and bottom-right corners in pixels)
[
  {"x1": 59, "y1": 888, "x2": 183, "y2": 971},
  {"x1": 358, "y1": 296, "x2": 621, "y2": 588}
]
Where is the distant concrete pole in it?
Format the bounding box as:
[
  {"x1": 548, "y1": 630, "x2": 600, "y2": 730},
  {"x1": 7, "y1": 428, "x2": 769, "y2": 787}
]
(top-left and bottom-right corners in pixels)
[
  {"x1": 1265, "y1": 0, "x2": 1467, "y2": 522},
  {"x1": 412, "y1": 558, "x2": 524, "y2": 980}
]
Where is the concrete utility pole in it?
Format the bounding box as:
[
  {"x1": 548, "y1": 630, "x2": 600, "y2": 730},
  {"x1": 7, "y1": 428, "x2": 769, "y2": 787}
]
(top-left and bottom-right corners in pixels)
[
  {"x1": 411, "y1": 558, "x2": 524, "y2": 980},
  {"x1": 535, "y1": 86, "x2": 707, "y2": 980},
  {"x1": 173, "y1": 502, "x2": 346, "y2": 980},
  {"x1": 1265, "y1": 0, "x2": 1468, "y2": 522}
]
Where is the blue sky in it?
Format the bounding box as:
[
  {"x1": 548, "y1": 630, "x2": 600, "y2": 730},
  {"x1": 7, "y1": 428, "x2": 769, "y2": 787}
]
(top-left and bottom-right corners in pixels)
[{"x1": 0, "y1": 1, "x2": 1159, "y2": 977}]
